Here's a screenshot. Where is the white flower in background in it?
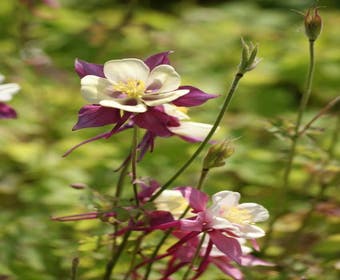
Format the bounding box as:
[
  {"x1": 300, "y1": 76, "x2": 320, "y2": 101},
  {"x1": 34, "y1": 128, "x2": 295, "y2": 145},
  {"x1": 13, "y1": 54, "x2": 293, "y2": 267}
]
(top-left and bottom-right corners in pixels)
[
  {"x1": 207, "y1": 191, "x2": 269, "y2": 239},
  {"x1": 80, "y1": 58, "x2": 189, "y2": 113},
  {"x1": 0, "y1": 74, "x2": 20, "y2": 102},
  {"x1": 163, "y1": 104, "x2": 214, "y2": 142},
  {"x1": 154, "y1": 190, "x2": 190, "y2": 219}
]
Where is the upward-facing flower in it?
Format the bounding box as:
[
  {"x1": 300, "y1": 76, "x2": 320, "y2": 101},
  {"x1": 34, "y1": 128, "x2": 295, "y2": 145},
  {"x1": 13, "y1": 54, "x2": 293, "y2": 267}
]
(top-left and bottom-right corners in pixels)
[
  {"x1": 81, "y1": 58, "x2": 189, "y2": 113},
  {"x1": 65, "y1": 52, "x2": 217, "y2": 156},
  {"x1": 0, "y1": 74, "x2": 20, "y2": 119}
]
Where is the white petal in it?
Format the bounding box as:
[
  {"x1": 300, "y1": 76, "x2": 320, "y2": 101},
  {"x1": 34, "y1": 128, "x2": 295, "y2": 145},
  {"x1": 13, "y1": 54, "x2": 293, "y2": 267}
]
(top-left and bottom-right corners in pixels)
[
  {"x1": 99, "y1": 99, "x2": 147, "y2": 113},
  {"x1": 238, "y1": 203, "x2": 269, "y2": 222},
  {"x1": 104, "y1": 59, "x2": 149, "y2": 84},
  {"x1": 168, "y1": 121, "x2": 212, "y2": 140},
  {"x1": 81, "y1": 75, "x2": 111, "y2": 103},
  {"x1": 146, "y1": 64, "x2": 181, "y2": 93},
  {"x1": 0, "y1": 74, "x2": 4, "y2": 83},
  {"x1": 162, "y1": 104, "x2": 190, "y2": 120},
  {"x1": 0, "y1": 83, "x2": 20, "y2": 102},
  {"x1": 142, "y1": 89, "x2": 189, "y2": 106},
  {"x1": 237, "y1": 224, "x2": 265, "y2": 239},
  {"x1": 210, "y1": 216, "x2": 235, "y2": 229},
  {"x1": 212, "y1": 191, "x2": 240, "y2": 207}
]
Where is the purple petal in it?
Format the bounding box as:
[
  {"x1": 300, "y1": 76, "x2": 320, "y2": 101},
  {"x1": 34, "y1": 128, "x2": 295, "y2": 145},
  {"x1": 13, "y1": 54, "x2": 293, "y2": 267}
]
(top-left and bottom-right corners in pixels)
[
  {"x1": 137, "y1": 131, "x2": 156, "y2": 161},
  {"x1": 0, "y1": 103, "x2": 17, "y2": 119},
  {"x1": 209, "y1": 231, "x2": 242, "y2": 264},
  {"x1": 148, "y1": 211, "x2": 174, "y2": 227},
  {"x1": 172, "y1": 86, "x2": 218, "y2": 107},
  {"x1": 75, "y1": 58, "x2": 104, "y2": 78},
  {"x1": 175, "y1": 186, "x2": 209, "y2": 212},
  {"x1": 144, "y1": 51, "x2": 173, "y2": 70},
  {"x1": 132, "y1": 107, "x2": 179, "y2": 137},
  {"x1": 137, "y1": 178, "x2": 160, "y2": 202},
  {"x1": 73, "y1": 105, "x2": 121, "y2": 130},
  {"x1": 240, "y1": 255, "x2": 275, "y2": 267}
]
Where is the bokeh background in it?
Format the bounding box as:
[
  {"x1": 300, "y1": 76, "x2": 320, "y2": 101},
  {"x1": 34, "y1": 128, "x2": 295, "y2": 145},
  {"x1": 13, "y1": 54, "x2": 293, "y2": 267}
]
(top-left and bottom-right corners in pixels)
[{"x1": 0, "y1": 0, "x2": 339, "y2": 279}]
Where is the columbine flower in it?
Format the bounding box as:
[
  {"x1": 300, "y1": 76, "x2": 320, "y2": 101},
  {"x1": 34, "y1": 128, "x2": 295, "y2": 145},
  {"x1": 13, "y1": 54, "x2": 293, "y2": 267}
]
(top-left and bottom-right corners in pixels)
[
  {"x1": 64, "y1": 52, "x2": 217, "y2": 156},
  {"x1": 81, "y1": 59, "x2": 189, "y2": 113},
  {"x1": 207, "y1": 191, "x2": 269, "y2": 239},
  {"x1": 0, "y1": 74, "x2": 20, "y2": 119},
  {"x1": 146, "y1": 188, "x2": 269, "y2": 264}
]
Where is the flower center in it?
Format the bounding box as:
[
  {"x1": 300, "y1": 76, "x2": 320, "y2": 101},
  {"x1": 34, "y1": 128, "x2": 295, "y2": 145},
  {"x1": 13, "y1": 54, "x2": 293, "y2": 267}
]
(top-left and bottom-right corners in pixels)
[
  {"x1": 114, "y1": 79, "x2": 146, "y2": 99},
  {"x1": 224, "y1": 207, "x2": 252, "y2": 224}
]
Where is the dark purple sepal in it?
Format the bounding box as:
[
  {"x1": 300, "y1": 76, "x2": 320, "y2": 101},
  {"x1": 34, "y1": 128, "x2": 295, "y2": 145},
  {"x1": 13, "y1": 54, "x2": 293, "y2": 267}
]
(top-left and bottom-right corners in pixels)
[
  {"x1": 144, "y1": 51, "x2": 173, "y2": 70},
  {"x1": 0, "y1": 103, "x2": 17, "y2": 119},
  {"x1": 172, "y1": 86, "x2": 218, "y2": 107},
  {"x1": 72, "y1": 105, "x2": 121, "y2": 130},
  {"x1": 75, "y1": 58, "x2": 104, "y2": 78},
  {"x1": 133, "y1": 107, "x2": 180, "y2": 137}
]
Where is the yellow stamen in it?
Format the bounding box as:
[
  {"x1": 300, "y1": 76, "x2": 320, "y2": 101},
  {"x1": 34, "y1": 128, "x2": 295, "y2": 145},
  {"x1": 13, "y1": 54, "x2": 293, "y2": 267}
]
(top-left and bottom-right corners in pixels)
[
  {"x1": 114, "y1": 79, "x2": 146, "y2": 98},
  {"x1": 223, "y1": 207, "x2": 252, "y2": 224}
]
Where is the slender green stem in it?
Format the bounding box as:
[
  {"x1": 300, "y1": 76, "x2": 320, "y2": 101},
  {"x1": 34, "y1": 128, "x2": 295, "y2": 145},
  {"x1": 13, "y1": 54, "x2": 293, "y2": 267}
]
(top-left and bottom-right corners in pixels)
[
  {"x1": 123, "y1": 232, "x2": 145, "y2": 280},
  {"x1": 263, "y1": 40, "x2": 316, "y2": 251},
  {"x1": 103, "y1": 231, "x2": 132, "y2": 280},
  {"x1": 71, "y1": 257, "x2": 79, "y2": 280},
  {"x1": 131, "y1": 126, "x2": 139, "y2": 207},
  {"x1": 112, "y1": 157, "x2": 131, "y2": 263},
  {"x1": 142, "y1": 229, "x2": 173, "y2": 280},
  {"x1": 181, "y1": 233, "x2": 207, "y2": 280},
  {"x1": 197, "y1": 169, "x2": 209, "y2": 190},
  {"x1": 282, "y1": 40, "x2": 315, "y2": 204},
  {"x1": 103, "y1": 128, "x2": 137, "y2": 280},
  {"x1": 150, "y1": 72, "x2": 244, "y2": 201}
]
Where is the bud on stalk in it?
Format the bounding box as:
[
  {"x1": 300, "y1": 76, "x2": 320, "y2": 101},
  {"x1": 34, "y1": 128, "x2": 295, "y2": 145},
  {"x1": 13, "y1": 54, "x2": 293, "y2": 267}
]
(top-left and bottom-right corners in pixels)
[{"x1": 304, "y1": 8, "x2": 322, "y2": 41}]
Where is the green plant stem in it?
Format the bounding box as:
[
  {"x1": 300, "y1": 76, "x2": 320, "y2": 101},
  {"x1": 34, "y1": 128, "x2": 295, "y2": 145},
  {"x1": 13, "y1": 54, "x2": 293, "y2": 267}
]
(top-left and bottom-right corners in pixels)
[
  {"x1": 103, "y1": 128, "x2": 138, "y2": 280},
  {"x1": 263, "y1": 40, "x2": 316, "y2": 251},
  {"x1": 123, "y1": 232, "x2": 145, "y2": 280},
  {"x1": 131, "y1": 126, "x2": 139, "y2": 207},
  {"x1": 112, "y1": 157, "x2": 131, "y2": 263},
  {"x1": 197, "y1": 168, "x2": 209, "y2": 190},
  {"x1": 103, "y1": 231, "x2": 132, "y2": 280},
  {"x1": 150, "y1": 72, "x2": 244, "y2": 202},
  {"x1": 282, "y1": 39, "x2": 315, "y2": 205},
  {"x1": 71, "y1": 257, "x2": 79, "y2": 280},
  {"x1": 181, "y1": 233, "x2": 207, "y2": 280}
]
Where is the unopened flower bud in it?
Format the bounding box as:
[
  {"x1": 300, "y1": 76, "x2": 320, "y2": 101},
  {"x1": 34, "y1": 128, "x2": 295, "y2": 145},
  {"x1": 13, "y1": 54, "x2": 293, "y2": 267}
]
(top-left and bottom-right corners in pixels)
[
  {"x1": 203, "y1": 141, "x2": 235, "y2": 170},
  {"x1": 304, "y1": 8, "x2": 322, "y2": 41},
  {"x1": 238, "y1": 38, "x2": 261, "y2": 74}
]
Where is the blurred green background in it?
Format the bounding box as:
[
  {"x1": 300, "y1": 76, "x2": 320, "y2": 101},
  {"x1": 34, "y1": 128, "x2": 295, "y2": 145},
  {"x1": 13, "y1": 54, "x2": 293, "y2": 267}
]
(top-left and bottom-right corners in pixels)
[{"x1": 0, "y1": 0, "x2": 339, "y2": 279}]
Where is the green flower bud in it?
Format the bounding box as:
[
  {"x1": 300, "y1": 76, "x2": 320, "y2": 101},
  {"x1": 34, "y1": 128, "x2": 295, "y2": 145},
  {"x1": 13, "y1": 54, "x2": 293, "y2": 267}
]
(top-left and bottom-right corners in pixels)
[
  {"x1": 304, "y1": 8, "x2": 322, "y2": 41},
  {"x1": 203, "y1": 140, "x2": 235, "y2": 170},
  {"x1": 238, "y1": 38, "x2": 261, "y2": 74}
]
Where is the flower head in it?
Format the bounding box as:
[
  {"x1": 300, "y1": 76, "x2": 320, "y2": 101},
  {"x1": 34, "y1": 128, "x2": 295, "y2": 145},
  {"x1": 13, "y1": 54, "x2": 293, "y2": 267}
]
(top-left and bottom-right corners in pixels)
[
  {"x1": 304, "y1": 7, "x2": 322, "y2": 41},
  {"x1": 81, "y1": 58, "x2": 189, "y2": 113},
  {"x1": 0, "y1": 74, "x2": 20, "y2": 119},
  {"x1": 65, "y1": 52, "x2": 218, "y2": 156},
  {"x1": 207, "y1": 191, "x2": 269, "y2": 238}
]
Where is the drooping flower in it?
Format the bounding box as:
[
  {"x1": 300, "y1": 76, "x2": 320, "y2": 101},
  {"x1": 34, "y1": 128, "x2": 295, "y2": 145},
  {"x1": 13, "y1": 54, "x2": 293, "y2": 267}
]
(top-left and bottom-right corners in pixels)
[
  {"x1": 65, "y1": 52, "x2": 217, "y2": 156},
  {"x1": 145, "y1": 188, "x2": 269, "y2": 264},
  {"x1": 0, "y1": 74, "x2": 20, "y2": 119}
]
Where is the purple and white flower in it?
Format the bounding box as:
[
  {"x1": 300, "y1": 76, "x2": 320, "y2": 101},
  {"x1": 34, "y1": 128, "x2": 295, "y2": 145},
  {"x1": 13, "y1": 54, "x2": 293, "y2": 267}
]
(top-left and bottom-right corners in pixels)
[{"x1": 0, "y1": 74, "x2": 20, "y2": 119}]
